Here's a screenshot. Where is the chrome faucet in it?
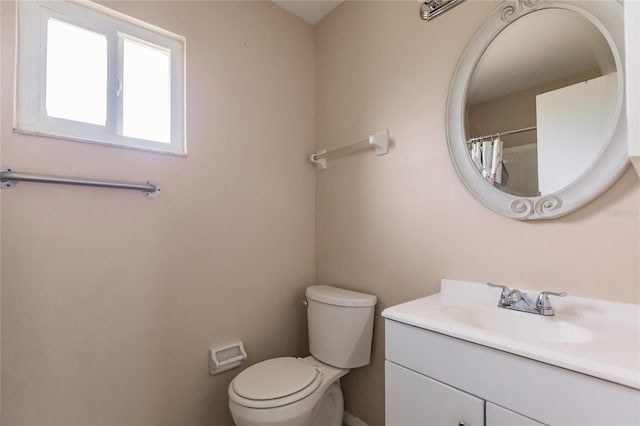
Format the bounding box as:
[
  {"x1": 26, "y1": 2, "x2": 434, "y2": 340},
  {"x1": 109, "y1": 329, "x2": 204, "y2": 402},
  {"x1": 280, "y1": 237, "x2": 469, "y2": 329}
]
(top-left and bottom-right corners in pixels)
[{"x1": 487, "y1": 283, "x2": 566, "y2": 316}]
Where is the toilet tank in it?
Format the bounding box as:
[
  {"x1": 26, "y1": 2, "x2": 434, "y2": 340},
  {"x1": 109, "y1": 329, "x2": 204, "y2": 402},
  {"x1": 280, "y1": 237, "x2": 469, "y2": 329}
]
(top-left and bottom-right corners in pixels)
[{"x1": 305, "y1": 285, "x2": 377, "y2": 369}]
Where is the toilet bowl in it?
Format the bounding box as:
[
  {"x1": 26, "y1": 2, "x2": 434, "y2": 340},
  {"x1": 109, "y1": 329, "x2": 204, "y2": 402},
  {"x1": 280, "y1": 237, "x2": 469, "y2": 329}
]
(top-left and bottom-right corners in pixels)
[
  {"x1": 228, "y1": 285, "x2": 377, "y2": 426},
  {"x1": 228, "y1": 356, "x2": 347, "y2": 426}
]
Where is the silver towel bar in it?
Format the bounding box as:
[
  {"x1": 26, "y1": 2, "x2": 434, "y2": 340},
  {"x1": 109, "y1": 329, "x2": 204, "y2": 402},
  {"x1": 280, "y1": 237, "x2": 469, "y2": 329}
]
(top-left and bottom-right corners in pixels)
[{"x1": 0, "y1": 166, "x2": 161, "y2": 198}]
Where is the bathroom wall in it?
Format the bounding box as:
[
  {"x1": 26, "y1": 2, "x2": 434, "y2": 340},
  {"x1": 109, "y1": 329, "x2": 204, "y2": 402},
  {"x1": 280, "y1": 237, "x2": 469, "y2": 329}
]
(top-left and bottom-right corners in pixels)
[
  {"x1": 0, "y1": 2, "x2": 3, "y2": 419},
  {"x1": 0, "y1": 1, "x2": 315, "y2": 425},
  {"x1": 315, "y1": 2, "x2": 640, "y2": 425},
  {"x1": 3, "y1": 1, "x2": 639, "y2": 425}
]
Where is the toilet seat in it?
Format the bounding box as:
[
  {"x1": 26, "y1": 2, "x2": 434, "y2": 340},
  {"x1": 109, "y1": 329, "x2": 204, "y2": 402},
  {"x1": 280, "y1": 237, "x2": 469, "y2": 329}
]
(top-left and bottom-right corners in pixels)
[{"x1": 229, "y1": 357, "x2": 323, "y2": 409}]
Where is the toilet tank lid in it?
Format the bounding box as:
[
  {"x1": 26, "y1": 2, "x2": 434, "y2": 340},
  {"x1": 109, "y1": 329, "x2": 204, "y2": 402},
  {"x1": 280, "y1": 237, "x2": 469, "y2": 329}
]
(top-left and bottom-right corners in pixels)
[{"x1": 306, "y1": 285, "x2": 377, "y2": 307}]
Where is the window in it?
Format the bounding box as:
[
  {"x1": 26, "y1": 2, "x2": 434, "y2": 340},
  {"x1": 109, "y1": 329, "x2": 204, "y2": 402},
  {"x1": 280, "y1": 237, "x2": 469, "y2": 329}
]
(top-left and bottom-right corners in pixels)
[{"x1": 16, "y1": 1, "x2": 186, "y2": 155}]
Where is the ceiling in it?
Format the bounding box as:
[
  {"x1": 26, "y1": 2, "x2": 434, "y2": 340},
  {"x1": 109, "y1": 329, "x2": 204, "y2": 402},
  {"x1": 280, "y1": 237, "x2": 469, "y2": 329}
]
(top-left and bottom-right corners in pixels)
[
  {"x1": 467, "y1": 9, "x2": 615, "y2": 105},
  {"x1": 272, "y1": 1, "x2": 343, "y2": 25}
]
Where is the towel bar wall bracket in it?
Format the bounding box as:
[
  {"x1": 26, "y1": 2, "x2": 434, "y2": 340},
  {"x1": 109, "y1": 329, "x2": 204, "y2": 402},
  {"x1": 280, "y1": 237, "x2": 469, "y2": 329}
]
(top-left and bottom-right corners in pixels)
[
  {"x1": 0, "y1": 166, "x2": 161, "y2": 198},
  {"x1": 309, "y1": 150, "x2": 328, "y2": 170},
  {"x1": 309, "y1": 129, "x2": 390, "y2": 170}
]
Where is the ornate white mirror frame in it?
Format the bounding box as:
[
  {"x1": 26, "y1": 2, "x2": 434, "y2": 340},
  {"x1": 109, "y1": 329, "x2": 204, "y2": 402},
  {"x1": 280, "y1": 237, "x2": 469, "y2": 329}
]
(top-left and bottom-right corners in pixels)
[{"x1": 446, "y1": 0, "x2": 628, "y2": 220}]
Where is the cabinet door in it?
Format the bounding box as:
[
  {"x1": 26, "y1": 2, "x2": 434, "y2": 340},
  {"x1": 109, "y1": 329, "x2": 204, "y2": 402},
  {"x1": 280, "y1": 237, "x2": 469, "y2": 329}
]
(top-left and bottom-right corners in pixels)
[
  {"x1": 386, "y1": 361, "x2": 484, "y2": 426},
  {"x1": 486, "y1": 402, "x2": 545, "y2": 426}
]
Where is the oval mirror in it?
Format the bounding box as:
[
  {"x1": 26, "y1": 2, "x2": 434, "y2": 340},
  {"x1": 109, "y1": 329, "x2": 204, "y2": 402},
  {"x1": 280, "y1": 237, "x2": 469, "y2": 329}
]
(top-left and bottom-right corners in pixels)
[{"x1": 446, "y1": 0, "x2": 628, "y2": 220}]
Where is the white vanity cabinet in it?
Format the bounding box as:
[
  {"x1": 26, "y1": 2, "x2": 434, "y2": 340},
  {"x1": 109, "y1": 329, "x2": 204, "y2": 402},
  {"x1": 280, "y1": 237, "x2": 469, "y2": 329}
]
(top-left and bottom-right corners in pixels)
[
  {"x1": 386, "y1": 361, "x2": 484, "y2": 426},
  {"x1": 386, "y1": 359, "x2": 542, "y2": 426},
  {"x1": 385, "y1": 319, "x2": 640, "y2": 426},
  {"x1": 485, "y1": 403, "x2": 543, "y2": 426}
]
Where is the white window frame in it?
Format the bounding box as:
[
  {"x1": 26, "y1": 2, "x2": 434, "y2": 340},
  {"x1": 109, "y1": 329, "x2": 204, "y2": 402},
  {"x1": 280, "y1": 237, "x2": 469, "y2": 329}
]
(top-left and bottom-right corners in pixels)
[{"x1": 15, "y1": 0, "x2": 187, "y2": 155}]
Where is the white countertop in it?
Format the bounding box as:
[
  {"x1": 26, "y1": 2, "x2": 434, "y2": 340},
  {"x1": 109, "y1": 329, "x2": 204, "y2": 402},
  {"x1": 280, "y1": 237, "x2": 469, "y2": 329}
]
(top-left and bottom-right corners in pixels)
[{"x1": 382, "y1": 279, "x2": 640, "y2": 390}]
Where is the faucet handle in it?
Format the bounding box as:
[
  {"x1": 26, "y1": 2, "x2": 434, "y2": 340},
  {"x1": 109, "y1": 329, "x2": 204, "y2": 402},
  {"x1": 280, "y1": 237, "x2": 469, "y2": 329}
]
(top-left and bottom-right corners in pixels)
[
  {"x1": 487, "y1": 282, "x2": 511, "y2": 303},
  {"x1": 487, "y1": 282, "x2": 509, "y2": 291},
  {"x1": 536, "y1": 291, "x2": 567, "y2": 313}
]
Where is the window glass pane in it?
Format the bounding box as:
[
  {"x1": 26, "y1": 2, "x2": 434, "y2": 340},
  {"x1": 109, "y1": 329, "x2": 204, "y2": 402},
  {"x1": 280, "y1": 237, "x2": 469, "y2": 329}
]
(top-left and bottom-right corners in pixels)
[
  {"x1": 46, "y1": 18, "x2": 107, "y2": 125},
  {"x1": 122, "y1": 38, "x2": 171, "y2": 143}
]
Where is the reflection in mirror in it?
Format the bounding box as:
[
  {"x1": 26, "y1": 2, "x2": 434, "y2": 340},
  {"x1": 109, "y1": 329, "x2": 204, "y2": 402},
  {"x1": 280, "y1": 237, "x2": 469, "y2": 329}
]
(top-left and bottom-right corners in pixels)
[{"x1": 465, "y1": 9, "x2": 617, "y2": 197}]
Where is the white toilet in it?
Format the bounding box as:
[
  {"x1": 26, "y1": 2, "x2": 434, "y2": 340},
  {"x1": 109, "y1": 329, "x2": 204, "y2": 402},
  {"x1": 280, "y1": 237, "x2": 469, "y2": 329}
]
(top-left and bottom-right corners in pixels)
[{"x1": 228, "y1": 285, "x2": 377, "y2": 426}]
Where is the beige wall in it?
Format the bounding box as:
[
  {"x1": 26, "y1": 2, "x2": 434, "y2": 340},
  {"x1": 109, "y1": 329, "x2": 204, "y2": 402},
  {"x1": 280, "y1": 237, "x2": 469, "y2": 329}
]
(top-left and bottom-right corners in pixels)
[
  {"x1": 315, "y1": 2, "x2": 639, "y2": 425},
  {"x1": 0, "y1": 1, "x2": 3, "y2": 419},
  {"x1": 2, "y1": 1, "x2": 639, "y2": 426},
  {"x1": 1, "y1": 1, "x2": 315, "y2": 425}
]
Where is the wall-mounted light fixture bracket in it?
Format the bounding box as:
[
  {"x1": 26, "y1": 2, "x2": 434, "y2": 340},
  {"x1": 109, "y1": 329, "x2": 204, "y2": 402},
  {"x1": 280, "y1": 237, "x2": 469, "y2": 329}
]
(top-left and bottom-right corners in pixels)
[{"x1": 420, "y1": 0, "x2": 465, "y2": 21}]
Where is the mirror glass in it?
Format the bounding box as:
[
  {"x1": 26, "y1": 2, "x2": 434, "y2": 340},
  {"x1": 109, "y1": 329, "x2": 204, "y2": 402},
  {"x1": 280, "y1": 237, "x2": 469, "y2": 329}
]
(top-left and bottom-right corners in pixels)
[{"x1": 464, "y1": 9, "x2": 617, "y2": 197}]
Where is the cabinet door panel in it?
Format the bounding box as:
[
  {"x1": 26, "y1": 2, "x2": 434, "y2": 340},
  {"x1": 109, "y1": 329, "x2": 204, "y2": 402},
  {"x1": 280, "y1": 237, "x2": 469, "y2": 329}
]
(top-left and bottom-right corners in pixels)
[
  {"x1": 386, "y1": 320, "x2": 640, "y2": 425},
  {"x1": 386, "y1": 361, "x2": 484, "y2": 426},
  {"x1": 486, "y1": 402, "x2": 546, "y2": 426}
]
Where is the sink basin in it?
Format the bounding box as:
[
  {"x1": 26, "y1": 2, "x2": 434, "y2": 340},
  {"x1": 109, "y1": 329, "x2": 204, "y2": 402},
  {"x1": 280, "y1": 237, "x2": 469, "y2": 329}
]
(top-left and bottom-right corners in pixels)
[
  {"x1": 382, "y1": 279, "x2": 640, "y2": 389},
  {"x1": 442, "y1": 305, "x2": 593, "y2": 344}
]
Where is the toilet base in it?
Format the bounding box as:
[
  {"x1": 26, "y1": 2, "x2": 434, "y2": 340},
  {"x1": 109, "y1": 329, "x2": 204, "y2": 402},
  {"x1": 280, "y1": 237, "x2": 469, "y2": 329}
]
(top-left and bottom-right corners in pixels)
[{"x1": 309, "y1": 382, "x2": 343, "y2": 426}]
